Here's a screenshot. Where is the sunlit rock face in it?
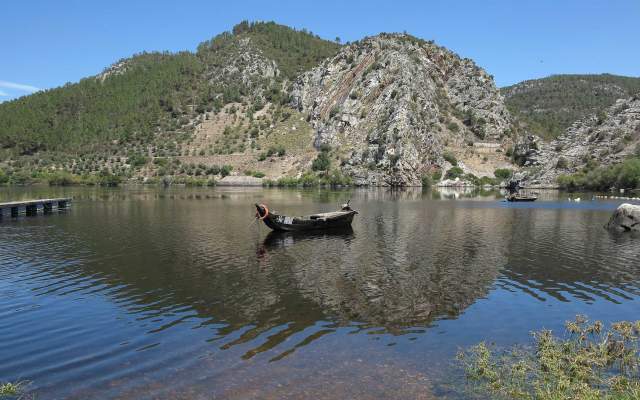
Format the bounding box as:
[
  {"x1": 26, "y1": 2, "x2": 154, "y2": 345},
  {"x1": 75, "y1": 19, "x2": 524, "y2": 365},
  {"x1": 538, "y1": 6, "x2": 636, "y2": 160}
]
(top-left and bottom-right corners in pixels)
[
  {"x1": 291, "y1": 33, "x2": 514, "y2": 186},
  {"x1": 530, "y1": 96, "x2": 640, "y2": 185}
]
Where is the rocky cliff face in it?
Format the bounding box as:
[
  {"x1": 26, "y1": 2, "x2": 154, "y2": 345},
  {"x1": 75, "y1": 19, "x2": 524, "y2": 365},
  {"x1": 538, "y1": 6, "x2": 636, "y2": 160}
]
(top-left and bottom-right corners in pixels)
[
  {"x1": 528, "y1": 95, "x2": 640, "y2": 185},
  {"x1": 291, "y1": 34, "x2": 514, "y2": 186}
]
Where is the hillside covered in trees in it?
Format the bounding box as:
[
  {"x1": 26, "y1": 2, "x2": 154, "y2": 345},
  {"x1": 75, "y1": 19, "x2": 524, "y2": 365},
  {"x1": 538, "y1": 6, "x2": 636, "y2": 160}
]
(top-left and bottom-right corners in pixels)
[
  {"x1": 0, "y1": 21, "x2": 340, "y2": 155},
  {"x1": 0, "y1": 22, "x2": 345, "y2": 185},
  {"x1": 502, "y1": 74, "x2": 640, "y2": 140}
]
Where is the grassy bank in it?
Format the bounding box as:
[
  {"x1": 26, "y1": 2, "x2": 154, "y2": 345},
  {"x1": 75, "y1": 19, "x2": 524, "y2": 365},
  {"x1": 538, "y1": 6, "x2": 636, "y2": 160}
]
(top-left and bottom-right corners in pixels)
[{"x1": 458, "y1": 315, "x2": 640, "y2": 399}]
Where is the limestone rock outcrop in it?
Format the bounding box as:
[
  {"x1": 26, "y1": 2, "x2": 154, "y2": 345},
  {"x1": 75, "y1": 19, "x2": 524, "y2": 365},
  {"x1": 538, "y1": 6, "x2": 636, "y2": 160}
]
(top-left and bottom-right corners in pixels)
[
  {"x1": 291, "y1": 34, "x2": 514, "y2": 186},
  {"x1": 605, "y1": 203, "x2": 640, "y2": 232},
  {"x1": 530, "y1": 96, "x2": 640, "y2": 185}
]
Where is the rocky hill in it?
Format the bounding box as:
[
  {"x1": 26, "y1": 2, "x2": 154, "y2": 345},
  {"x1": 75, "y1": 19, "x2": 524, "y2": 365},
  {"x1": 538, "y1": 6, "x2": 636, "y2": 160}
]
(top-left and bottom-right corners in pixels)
[
  {"x1": 291, "y1": 33, "x2": 514, "y2": 186},
  {"x1": 502, "y1": 74, "x2": 640, "y2": 140},
  {"x1": 0, "y1": 22, "x2": 518, "y2": 186},
  {"x1": 524, "y1": 95, "x2": 640, "y2": 186}
]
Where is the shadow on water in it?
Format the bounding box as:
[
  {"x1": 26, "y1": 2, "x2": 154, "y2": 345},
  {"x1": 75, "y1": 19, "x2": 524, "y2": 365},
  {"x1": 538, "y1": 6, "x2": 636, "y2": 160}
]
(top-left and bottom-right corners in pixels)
[{"x1": 260, "y1": 227, "x2": 355, "y2": 250}]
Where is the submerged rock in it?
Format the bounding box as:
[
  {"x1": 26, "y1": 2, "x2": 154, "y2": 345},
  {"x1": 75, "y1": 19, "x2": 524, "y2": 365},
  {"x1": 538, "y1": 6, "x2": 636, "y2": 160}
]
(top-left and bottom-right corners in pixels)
[{"x1": 605, "y1": 203, "x2": 640, "y2": 232}]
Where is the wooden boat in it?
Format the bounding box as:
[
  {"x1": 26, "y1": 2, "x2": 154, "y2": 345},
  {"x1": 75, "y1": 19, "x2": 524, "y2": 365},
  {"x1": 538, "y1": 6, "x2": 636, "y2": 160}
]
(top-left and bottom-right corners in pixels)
[
  {"x1": 505, "y1": 193, "x2": 538, "y2": 202},
  {"x1": 255, "y1": 202, "x2": 357, "y2": 231},
  {"x1": 504, "y1": 179, "x2": 538, "y2": 202}
]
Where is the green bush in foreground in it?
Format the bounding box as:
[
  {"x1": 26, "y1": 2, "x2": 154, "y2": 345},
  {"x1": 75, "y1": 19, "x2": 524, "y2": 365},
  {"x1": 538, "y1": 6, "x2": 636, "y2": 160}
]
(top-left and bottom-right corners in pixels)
[
  {"x1": 458, "y1": 315, "x2": 640, "y2": 400},
  {"x1": 0, "y1": 381, "x2": 24, "y2": 398}
]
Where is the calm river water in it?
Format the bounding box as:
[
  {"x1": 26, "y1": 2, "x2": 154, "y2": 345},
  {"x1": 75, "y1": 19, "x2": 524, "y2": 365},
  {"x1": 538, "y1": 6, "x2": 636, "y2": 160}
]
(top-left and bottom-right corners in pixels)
[{"x1": 1, "y1": 186, "x2": 639, "y2": 399}]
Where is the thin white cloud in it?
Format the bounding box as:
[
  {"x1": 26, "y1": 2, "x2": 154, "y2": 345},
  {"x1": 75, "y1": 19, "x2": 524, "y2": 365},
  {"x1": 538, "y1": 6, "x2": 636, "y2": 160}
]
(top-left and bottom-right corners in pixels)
[
  {"x1": 0, "y1": 89, "x2": 8, "y2": 96},
  {"x1": 0, "y1": 80, "x2": 40, "y2": 93}
]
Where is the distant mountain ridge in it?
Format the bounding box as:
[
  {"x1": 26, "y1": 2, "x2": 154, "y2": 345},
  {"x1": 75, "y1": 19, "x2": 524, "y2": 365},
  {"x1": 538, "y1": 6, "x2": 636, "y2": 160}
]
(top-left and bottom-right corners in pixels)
[
  {"x1": 525, "y1": 94, "x2": 640, "y2": 186},
  {"x1": 502, "y1": 74, "x2": 640, "y2": 140}
]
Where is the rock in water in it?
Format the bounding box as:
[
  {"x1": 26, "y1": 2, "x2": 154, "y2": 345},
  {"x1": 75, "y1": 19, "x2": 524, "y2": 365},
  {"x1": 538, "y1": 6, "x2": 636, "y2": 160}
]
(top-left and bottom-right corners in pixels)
[{"x1": 605, "y1": 203, "x2": 640, "y2": 232}]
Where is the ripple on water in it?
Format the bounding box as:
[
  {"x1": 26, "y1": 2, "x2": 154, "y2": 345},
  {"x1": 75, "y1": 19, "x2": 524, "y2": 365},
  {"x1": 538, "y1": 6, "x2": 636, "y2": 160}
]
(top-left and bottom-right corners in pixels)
[{"x1": 0, "y1": 188, "x2": 639, "y2": 399}]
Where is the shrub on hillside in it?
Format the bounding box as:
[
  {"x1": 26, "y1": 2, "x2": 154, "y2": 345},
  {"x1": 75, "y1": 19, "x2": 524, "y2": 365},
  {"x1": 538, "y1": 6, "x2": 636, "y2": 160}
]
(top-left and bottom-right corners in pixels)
[
  {"x1": 312, "y1": 146, "x2": 331, "y2": 172},
  {"x1": 493, "y1": 168, "x2": 513, "y2": 180},
  {"x1": 445, "y1": 166, "x2": 464, "y2": 179},
  {"x1": 421, "y1": 175, "x2": 432, "y2": 188},
  {"x1": 0, "y1": 170, "x2": 8, "y2": 185},
  {"x1": 443, "y1": 152, "x2": 458, "y2": 166},
  {"x1": 220, "y1": 165, "x2": 233, "y2": 177}
]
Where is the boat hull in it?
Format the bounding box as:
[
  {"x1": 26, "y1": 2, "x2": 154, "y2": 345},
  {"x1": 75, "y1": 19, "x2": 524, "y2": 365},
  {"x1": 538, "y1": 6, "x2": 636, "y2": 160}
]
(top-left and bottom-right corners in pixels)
[
  {"x1": 506, "y1": 197, "x2": 538, "y2": 202},
  {"x1": 255, "y1": 204, "x2": 357, "y2": 232},
  {"x1": 262, "y1": 211, "x2": 357, "y2": 231}
]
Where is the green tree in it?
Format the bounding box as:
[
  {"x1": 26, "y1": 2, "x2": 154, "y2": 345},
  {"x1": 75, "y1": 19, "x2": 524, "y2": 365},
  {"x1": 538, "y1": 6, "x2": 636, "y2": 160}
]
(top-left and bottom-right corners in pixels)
[
  {"x1": 445, "y1": 166, "x2": 464, "y2": 179},
  {"x1": 311, "y1": 146, "x2": 331, "y2": 172},
  {"x1": 493, "y1": 168, "x2": 513, "y2": 180}
]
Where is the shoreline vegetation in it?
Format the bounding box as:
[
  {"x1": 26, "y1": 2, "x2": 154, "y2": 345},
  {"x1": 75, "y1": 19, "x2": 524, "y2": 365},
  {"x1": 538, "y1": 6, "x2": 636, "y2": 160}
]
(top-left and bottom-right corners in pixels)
[
  {"x1": 0, "y1": 166, "x2": 518, "y2": 189},
  {"x1": 557, "y1": 156, "x2": 640, "y2": 192},
  {"x1": 458, "y1": 315, "x2": 640, "y2": 400},
  {"x1": 2, "y1": 157, "x2": 639, "y2": 192}
]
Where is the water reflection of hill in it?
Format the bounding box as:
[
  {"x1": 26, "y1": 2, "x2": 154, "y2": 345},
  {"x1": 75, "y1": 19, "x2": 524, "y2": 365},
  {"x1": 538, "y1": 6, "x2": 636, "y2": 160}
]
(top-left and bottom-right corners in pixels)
[{"x1": 3, "y1": 188, "x2": 639, "y2": 362}]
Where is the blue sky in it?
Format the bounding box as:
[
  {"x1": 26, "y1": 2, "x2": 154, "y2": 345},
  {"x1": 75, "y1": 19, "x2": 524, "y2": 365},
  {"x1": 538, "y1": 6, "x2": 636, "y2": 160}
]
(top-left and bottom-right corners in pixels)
[{"x1": 1, "y1": 0, "x2": 639, "y2": 101}]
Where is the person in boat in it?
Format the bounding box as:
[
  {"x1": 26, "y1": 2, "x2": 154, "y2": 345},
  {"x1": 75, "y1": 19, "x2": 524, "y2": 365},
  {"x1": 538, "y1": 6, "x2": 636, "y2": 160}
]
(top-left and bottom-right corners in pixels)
[
  {"x1": 505, "y1": 179, "x2": 520, "y2": 201},
  {"x1": 505, "y1": 179, "x2": 538, "y2": 202}
]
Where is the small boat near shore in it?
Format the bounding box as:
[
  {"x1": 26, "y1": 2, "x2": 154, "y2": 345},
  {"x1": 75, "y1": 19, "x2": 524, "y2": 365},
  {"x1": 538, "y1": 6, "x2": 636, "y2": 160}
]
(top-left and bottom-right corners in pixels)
[
  {"x1": 255, "y1": 202, "x2": 357, "y2": 231},
  {"x1": 505, "y1": 193, "x2": 538, "y2": 202},
  {"x1": 504, "y1": 179, "x2": 538, "y2": 202}
]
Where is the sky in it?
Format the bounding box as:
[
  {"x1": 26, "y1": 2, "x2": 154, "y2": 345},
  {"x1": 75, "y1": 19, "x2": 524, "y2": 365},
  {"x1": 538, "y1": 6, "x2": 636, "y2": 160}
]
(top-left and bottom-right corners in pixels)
[{"x1": 1, "y1": 0, "x2": 639, "y2": 101}]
